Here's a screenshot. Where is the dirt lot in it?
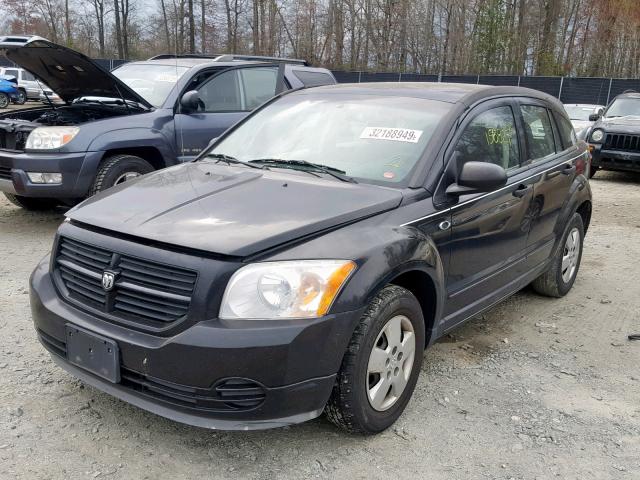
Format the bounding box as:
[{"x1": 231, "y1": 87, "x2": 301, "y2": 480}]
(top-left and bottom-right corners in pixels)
[{"x1": 0, "y1": 171, "x2": 638, "y2": 480}]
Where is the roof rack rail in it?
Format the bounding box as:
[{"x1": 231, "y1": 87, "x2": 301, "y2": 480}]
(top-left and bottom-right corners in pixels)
[{"x1": 148, "y1": 53, "x2": 308, "y2": 66}]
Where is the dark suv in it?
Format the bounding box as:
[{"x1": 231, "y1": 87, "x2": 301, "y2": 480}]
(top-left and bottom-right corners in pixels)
[
  {"x1": 0, "y1": 35, "x2": 335, "y2": 210},
  {"x1": 587, "y1": 91, "x2": 640, "y2": 176},
  {"x1": 30, "y1": 83, "x2": 592, "y2": 434}
]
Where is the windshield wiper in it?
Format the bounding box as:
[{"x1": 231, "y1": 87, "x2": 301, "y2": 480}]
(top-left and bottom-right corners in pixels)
[
  {"x1": 248, "y1": 159, "x2": 357, "y2": 183},
  {"x1": 206, "y1": 153, "x2": 267, "y2": 170}
]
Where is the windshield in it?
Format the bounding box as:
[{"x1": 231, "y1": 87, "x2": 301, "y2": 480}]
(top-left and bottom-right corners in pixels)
[
  {"x1": 565, "y1": 105, "x2": 598, "y2": 121},
  {"x1": 604, "y1": 98, "x2": 640, "y2": 118},
  {"x1": 209, "y1": 93, "x2": 452, "y2": 185},
  {"x1": 112, "y1": 63, "x2": 189, "y2": 107}
]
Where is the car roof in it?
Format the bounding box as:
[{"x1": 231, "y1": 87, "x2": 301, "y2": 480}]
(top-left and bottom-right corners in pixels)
[
  {"x1": 293, "y1": 82, "x2": 560, "y2": 106},
  {"x1": 119, "y1": 58, "x2": 267, "y2": 68},
  {"x1": 564, "y1": 103, "x2": 604, "y2": 108}
]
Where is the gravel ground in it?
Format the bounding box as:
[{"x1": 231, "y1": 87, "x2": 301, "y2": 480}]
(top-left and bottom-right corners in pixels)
[{"x1": 0, "y1": 171, "x2": 639, "y2": 480}]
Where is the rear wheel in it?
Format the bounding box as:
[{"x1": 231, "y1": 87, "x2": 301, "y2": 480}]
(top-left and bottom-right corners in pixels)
[
  {"x1": 89, "y1": 154, "x2": 154, "y2": 196},
  {"x1": 13, "y1": 89, "x2": 27, "y2": 105},
  {"x1": 0, "y1": 93, "x2": 9, "y2": 109},
  {"x1": 3, "y1": 193, "x2": 59, "y2": 211},
  {"x1": 325, "y1": 285, "x2": 425, "y2": 434},
  {"x1": 531, "y1": 213, "x2": 584, "y2": 297}
]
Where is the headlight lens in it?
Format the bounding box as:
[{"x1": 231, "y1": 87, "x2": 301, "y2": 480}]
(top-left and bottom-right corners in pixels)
[
  {"x1": 220, "y1": 260, "x2": 356, "y2": 319},
  {"x1": 590, "y1": 129, "x2": 604, "y2": 143},
  {"x1": 26, "y1": 126, "x2": 79, "y2": 149}
]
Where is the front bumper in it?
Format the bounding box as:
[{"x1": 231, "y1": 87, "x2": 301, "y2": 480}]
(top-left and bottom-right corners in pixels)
[
  {"x1": 590, "y1": 145, "x2": 640, "y2": 173},
  {"x1": 0, "y1": 150, "x2": 103, "y2": 198},
  {"x1": 30, "y1": 253, "x2": 363, "y2": 430}
]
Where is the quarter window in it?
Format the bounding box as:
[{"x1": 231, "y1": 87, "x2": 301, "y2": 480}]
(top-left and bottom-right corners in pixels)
[
  {"x1": 456, "y1": 106, "x2": 520, "y2": 170},
  {"x1": 554, "y1": 112, "x2": 577, "y2": 149},
  {"x1": 521, "y1": 105, "x2": 556, "y2": 160}
]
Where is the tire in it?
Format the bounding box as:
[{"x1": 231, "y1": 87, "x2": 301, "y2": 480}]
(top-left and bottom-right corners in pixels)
[
  {"x1": 589, "y1": 165, "x2": 599, "y2": 178},
  {"x1": 325, "y1": 285, "x2": 425, "y2": 434},
  {"x1": 89, "y1": 154, "x2": 154, "y2": 196},
  {"x1": 0, "y1": 93, "x2": 9, "y2": 109},
  {"x1": 13, "y1": 89, "x2": 27, "y2": 105},
  {"x1": 3, "y1": 193, "x2": 59, "y2": 211},
  {"x1": 531, "y1": 213, "x2": 584, "y2": 298}
]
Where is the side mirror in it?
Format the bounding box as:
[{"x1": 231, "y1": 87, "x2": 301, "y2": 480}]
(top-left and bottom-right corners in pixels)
[
  {"x1": 589, "y1": 113, "x2": 601, "y2": 122},
  {"x1": 180, "y1": 90, "x2": 201, "y2": 113},
  {"x1": 446, "y1": 161, "x2": 507, "y2": 196}
]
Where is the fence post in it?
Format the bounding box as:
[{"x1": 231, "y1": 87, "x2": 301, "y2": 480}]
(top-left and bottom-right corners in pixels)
[
  {"x1": 477, "y1": 75, "x2": 480, "y2": 84},
  {"x1": 606, "y1": 78, "x2": 613, "y2": 105},
  {"x1": 358, "y1": 71, "x2": 362, "y2": 83},
  {"x1": 398, "y1": 72, "x2": 402, "y2": 82},
  {"x1": 517, "y1": 76, "x2": 521, "y2": 87},
  {"x1": 558, "y1": 76, "x2": 564, "y2": 100}
]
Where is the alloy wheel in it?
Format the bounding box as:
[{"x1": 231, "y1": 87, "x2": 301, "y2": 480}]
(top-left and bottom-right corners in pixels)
[
  {"x1": 561, "y1": 227, "x2": 580, "y2": 283},
  {"x1": 366, "y1": 315, "x2": 416, "y2": 411}
]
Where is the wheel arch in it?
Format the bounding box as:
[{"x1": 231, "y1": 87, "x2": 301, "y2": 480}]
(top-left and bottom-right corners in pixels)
[{"x1": 101, "y1": 147, "x2": 167, "y2": 171}]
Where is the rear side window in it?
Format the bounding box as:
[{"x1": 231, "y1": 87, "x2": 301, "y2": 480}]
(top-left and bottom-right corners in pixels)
[
  {"x1": 554, "y1": 112, "x2": 577, "y2": 149},
  {"x1": 22, "y1": 70, "x2": 36, "y2": 81},
  {"x1": 197, "y1": 69, "x2": 242, "y2": 112},
  {"x1": 293, "y1": 70, "x2": 334, "y2": 87},
  {"x1": 521, "y1": 105, "x2": 556, "y2": 160},
  {"x1": 238, "y1": 67, "x2": 278, "y2": 110},
  {"x1": 456, "y1": 106, "x2": 520, "y2": 170},
  {"x1": 4, "y1": 69, "x2": 19, "y2": 79}
]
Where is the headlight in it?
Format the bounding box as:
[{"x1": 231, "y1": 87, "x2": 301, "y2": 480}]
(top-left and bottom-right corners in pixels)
[
  {"x1": 26, "y1": 126, "x2": 79, "y2": 149},
  {"x1": 590, "y1": 129, "x2": 604, "y2": 143},
  {"x1": 220, "y1": 260, "x2": 356, "y2": 319}
]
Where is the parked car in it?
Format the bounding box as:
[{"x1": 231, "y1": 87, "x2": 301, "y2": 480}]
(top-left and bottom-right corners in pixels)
[
  {"x1": 0, "y1": 66, "x2": 44, "y2": 103},
  {"x1": 0, "y1": 75, "x2": 20, "y2": 107},
  {"x1": 586, "y1": 91, "x2": 640, "y2": 177},
  {"x1": 563, "y1": 103, "x2": 605, "y2": 136},
  {"x1": 30, "y1": 82, "x2": 592, "y2": 433},
  {"x1": 0, "y1": 35, "x2": 336, "y2": 210}
]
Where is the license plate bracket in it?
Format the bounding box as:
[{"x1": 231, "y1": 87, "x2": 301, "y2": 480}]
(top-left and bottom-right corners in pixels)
[{"x1": 65, "y1": 325, "x2": 120, "y2": 383}]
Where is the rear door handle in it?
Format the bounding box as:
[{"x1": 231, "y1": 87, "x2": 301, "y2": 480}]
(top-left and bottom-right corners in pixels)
[
  {"x1": 561, "y1": 164, "x2": 577, "y2": 176},
  {"x1": 512, "y1": 184, "x2": 532, "y2": 198}
]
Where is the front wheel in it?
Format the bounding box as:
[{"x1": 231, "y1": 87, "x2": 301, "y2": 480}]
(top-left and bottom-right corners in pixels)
[
  {"x1": 531, "y1": 213, "x2": 584, "y2": 297},
  {"x1": 0, "y1": 93, "x2": 9, "y2": 109},
  {"x1": 325, "y1": 285, "x2": 425, "y2": 434},
  {"x1": 89, "y1": 154, "x2": 154, "y2": 196}
]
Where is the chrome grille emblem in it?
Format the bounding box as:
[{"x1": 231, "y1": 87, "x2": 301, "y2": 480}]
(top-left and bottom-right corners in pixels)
[{"x1": 102, "y1": 271, "x2": 116, "y2": 292}]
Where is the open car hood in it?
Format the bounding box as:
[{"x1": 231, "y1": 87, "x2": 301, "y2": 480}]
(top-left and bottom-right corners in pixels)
[
  {"x1": 0, "y1": 35, "x2": 152, "y2": 108},
  {"x1": 66, "y1": 161, "x2": 403, "y2": 257}
]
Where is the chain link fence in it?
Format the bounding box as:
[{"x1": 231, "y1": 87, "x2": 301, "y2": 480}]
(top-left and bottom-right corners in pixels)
[{"x1": 331, "y1": 71, "x2": 640, "y2": 105}]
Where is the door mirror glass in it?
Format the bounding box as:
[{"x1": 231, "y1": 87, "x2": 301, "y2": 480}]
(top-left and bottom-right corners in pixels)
[
  {"x1": 446, "y1": 161, "x2": 507, "y2": 196},
  {"x1": 588, "y1": 113, "x2": 601, "y2": 122},
  {"x1": 180, "y1": 90, "x2": 201, "y2": 113}
]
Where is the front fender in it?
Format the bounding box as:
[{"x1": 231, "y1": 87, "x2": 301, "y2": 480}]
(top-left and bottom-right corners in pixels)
[
  {"x1": 266, "y1": 219, "x2": 446, "y2": 341},
  {"x1": 86, "y1": 127, "x2": 176, "y2": 163}
]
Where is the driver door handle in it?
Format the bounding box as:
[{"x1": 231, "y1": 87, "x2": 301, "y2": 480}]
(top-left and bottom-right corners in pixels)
[{"x1": 512, "y1": 184, "x2": 532, "y2": 198}]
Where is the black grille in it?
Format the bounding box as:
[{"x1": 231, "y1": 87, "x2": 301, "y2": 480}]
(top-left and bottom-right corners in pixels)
[
  {"x1": 120, "y1": 370, "x2": 266, "y2": 412},
  {"x1": 0, "y1": 165, "x2": 11, "y2": 180},
  {"x1": 604, "y1": 133, "x2": 640, "y2": 152},
  {"x1": 55, "y1": 236, "x2": 197, "y2": 328},
  {"x1": 0, "y1": 129, "x2": 29, "y2": 151}
]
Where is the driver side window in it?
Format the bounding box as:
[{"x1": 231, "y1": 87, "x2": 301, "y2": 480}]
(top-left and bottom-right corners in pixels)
[{"x1": 456, "y1": 106, "x2": 520, "y2": 171}]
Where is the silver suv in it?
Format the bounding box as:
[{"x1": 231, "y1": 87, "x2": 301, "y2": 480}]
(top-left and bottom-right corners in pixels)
[{"x1": 0, "y1": 66, "x2": 43, "y2": 103}]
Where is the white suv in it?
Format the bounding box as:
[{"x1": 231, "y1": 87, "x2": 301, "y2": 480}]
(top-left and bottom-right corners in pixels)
[{"x1": 0, "y1": 66, "x2": 43, "y2": 103}]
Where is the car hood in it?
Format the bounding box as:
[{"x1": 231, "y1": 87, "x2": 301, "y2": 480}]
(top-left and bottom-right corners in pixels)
[
  {"x1": 596, "y1": 115, "x2": 640, "y2": 133},
  {"x1": 570, "y1": 120, "x2": 592, "y2": 131},
  {"x1": 66, "y1": 161, "x2": 404, "y2": 257},
  {"x1": 0, "y1": 36, "x2": 151, "y2": 108}
]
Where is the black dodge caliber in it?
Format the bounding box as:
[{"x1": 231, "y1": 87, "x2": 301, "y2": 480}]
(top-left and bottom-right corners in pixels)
[{"x1": 30, "y1": 83, "x2": 592, "y2": 433}]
